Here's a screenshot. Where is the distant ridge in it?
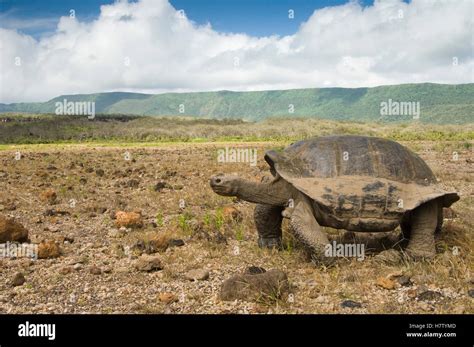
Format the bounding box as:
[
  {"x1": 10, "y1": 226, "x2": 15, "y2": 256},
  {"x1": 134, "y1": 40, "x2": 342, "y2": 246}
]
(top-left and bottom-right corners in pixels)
[{"x1": 1, "y1": 83, "x2": 473, "y2": 124}]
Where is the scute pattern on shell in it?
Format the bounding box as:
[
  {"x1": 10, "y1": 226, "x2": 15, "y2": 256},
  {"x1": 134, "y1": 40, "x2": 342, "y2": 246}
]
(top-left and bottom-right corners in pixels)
[
  {"x1": 268, "y1": 135, "x2": 436, "y2": 185},
  {"x1": 264, "y1": 136, "x2": 459, "y2": 222}
]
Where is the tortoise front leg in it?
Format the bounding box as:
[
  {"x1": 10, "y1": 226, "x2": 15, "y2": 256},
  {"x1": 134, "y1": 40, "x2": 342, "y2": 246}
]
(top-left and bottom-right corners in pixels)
[
  {"x1": 289, "y1": 195, "x2": 334, "y2": 266},
  {"x1": 254, "y1": 204, "x2": 283, "y2": 249}
]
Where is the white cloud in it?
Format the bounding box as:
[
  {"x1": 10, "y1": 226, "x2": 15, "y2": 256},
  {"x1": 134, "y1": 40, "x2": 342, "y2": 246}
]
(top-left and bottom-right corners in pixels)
[{"x1": 0, "y1": 0, "x2": 472, "y2": 103}]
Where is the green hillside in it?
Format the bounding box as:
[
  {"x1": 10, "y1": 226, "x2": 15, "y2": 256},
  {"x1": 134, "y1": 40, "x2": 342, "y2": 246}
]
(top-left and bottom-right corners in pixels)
[{"x1": 1, "y1": 83, "x2": 472, "y2": 124}]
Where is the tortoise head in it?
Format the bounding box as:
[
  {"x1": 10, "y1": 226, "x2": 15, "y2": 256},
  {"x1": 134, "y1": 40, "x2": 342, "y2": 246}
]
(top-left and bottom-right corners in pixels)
[{"x1": 210, "y1": 174, "x2": 240, "y2": 196}]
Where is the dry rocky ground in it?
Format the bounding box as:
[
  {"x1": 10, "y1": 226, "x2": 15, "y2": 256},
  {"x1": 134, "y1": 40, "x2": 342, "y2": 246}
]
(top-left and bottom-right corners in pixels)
[{"x1": 0, "y1": 140, "x2": 472, "y2": 314}]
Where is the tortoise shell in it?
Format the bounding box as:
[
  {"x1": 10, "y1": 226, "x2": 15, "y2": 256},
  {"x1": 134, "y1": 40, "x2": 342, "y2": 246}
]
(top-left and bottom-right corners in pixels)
[{"x1": 265, "y1": 136, "x2": 459, "y2": 231}]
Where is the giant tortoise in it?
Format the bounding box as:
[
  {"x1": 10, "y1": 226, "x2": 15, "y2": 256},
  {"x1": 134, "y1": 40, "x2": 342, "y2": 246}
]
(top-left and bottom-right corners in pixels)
[{"x1": 210, "y1": 135, "x2": 459, "y2": 264}]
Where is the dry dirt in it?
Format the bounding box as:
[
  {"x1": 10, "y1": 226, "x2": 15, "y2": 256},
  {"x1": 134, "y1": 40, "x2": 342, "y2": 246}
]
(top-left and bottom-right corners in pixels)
[{"x1": 0, "y1": 141, "x2": 472, "y2": 314}]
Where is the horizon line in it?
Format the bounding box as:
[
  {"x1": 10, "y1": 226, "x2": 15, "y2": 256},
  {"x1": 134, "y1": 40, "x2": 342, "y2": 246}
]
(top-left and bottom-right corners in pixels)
[{"x1": 2, "y1": 82, "x2": 472, "y2": 105}]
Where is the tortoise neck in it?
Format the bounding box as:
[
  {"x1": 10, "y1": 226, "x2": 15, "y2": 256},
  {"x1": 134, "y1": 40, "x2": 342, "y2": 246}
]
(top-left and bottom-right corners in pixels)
[{"x1": 235, "y1": 178, "x2": 292, "y2": 206}]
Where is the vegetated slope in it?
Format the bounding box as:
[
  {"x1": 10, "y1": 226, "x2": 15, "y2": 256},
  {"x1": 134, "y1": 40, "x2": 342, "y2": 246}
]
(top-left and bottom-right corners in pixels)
[{"x1": 1, "y1": 83, "x2": 472, "y2": 124}]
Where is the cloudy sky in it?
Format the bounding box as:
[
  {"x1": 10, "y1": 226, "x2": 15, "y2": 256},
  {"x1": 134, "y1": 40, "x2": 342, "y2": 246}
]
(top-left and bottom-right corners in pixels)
[{"x1": 0, "y1": 0, "x2": 472, "y2": 103}]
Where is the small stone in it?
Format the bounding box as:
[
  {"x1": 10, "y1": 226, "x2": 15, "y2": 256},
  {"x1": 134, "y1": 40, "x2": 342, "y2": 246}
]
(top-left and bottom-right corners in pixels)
[
  {"x1": 11, "y1": 272, "x2": 26, "y2": 287},
  {"x1": 0, "y1": 215, "x2": 29, "y2": 242},
  {"x1": 341, "y1": 300, "x2": 362, "y2": 308},
  {"x1": 168, "y1": 239, "x2": 185, "y2": 247},
  {"x1": 468, "y1": 289, "x2": 474, "y2": 298},
  {"x1": 397, "y1": 275, "x2": 412, "y2": 287},
  {"x1": 38, "y1": 241, "x2": 61, "y2": 259},
  {"x1": 154, "y1": 181, "x2": 172, "y2": 192},
  {"x1": 387, "y1": 271, "x2": 411, "y2": 286},
  {"x1": 103, "y1": 266, "x2": 113, "y2": 274},
  {"x1": 133, "y1": 234, "x2": 170, "y2": 255},
  {"x1": 43, "y1": 209, "x2": 55, "y2": 216},
  {"x1": 148, "y1": 234, "x2": 171, "y2": 252},
  {"x1": 39, "y1": 189, "x2": 57, "y2": 204},
  {"x1": 407, "y1": 288, "x2": 418, "y2": 299},
  {"x1": 159, "y1": 292, "x2": 177, "y2": 304},
  {"x1": 95, "y1": 169, "x2": 105, "y2": 177},
  {"x1": 89, "y1": 266, "x2": 102, "y2": 275},
  {"x1": 73, "y1": 263, "x2": 83, "y2": 271},
  {"x1": 64, "y1": 236, "x2": 74, "y2": 243},
  {"x1": 115, "y1": 211, "x2": 143, "y2": 228},
  {"x1": 184, "y1": 269, "x2": 209, "y2": 281},
  {"x1": 376, "y1": 277, "x2": 396, "y2": 290},
  {"x1": 59, "y1": 266, "x2": 73, "y2": 275},
  {"x1": 134, "y1": 255, "x2": 163, "y2": 272}
]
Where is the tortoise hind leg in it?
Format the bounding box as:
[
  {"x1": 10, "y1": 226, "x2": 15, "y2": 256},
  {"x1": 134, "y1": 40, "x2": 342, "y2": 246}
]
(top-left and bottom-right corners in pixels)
[
  {"x1": 289, "y1": 196, "x2": 333, "y2": 266},
  {"x1": 254, "y1": 204, "x2": 283, "y2": 249},
  {"x1": 375, "y1": 200, "x2": 438, "y2": 263},
  {"x1": 405, "y1": 200, "x2": 438, "y2": 260}
]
